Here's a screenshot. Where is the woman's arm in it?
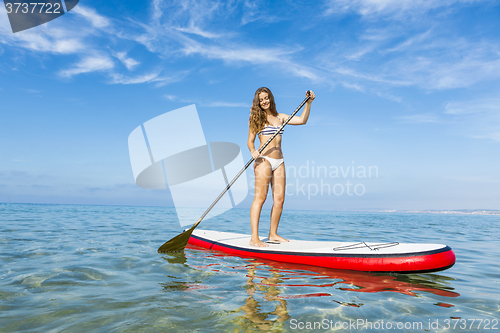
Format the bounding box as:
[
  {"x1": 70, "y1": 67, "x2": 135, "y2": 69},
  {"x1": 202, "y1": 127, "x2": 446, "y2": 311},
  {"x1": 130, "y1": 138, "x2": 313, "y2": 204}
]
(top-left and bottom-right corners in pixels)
[
  {"x1": 280, "y1": 90, "x2": 315, "y2": 125},
  {"x1": 247, "y1": 126, "x2": 260, "y2": 159}
]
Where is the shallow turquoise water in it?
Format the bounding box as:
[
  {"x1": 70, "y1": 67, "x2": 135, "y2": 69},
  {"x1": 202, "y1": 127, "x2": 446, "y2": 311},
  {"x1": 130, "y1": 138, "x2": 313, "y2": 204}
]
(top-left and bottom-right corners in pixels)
[{"x1": 0, "y1": 203, "x2": 499, "y2": 332}]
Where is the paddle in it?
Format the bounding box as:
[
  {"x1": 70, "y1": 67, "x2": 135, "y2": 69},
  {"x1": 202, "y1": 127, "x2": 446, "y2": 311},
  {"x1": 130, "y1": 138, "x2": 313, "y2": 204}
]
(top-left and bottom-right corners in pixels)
[{"x1": 158, "y1": 91, "x2": 312, "y2": 253}]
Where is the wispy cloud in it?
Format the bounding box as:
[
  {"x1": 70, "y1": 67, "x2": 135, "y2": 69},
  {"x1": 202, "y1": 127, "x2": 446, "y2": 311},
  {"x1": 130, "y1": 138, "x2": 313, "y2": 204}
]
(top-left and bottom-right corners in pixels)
[
  {"x1": 127, "y1": 1, "x2": 321, "y2": 82},
  {"x1": 113, "y1": 51, "x2": 140, "y2": 70},
  {"x1": 172, "y1": 25, "x2": 228, "y2": 39},
  {"x1": 397, "y1": 113, "x2": 440, "y2": 124},
  {"x1": 165, "y1": 95, "x2": 249, "y2": 107},
  {"x1": 327, "y1": 65, "x2": 412, "y2": 86},
  {"x1": 178, "y1": 40, "x2": 319, "y2": 82},
  {"x1": 72, "y1": 5, "x2": 110, "y2": 28},
  {"x1": 382, "y1": 29, "x2": 434, "y2": 54},
  {"x1": 2, "y1": 31, "x2": 86, "y2": 54},
  {"x1": 442, "y1": 97, "x2": 500, "y2": 142},
  {"x1": 2, "y1": 0, "x2": 499, "y2": 94},
  {"x1": 445, "y1": 99, "x2": 500, "y2": 115},
  {"x1": 421, "y1": 46, "x2": 500, "y2": 90},
  {"x1": 59, "y1": 55, "x2": 114, "y2": 77},
  {"x1": 445, "y1": 175, "x2": 500, "y2": 183},
  {"x1": 109, "y1": 72, "x2": 159, "y2": 84},
  {"x1": 151, "y1": 0, "x2": 164, "y2": 22},
  {"x1": 318, "y1": 20, "x2": 500, "y2": 94},
  {"x1": 24, "y1": 89, "x2": 41, "y2": 94},
  {"x1": 240, "y1": 0, "x2": 283, "y2": 25},
  {"x1": 163, "y1": 93, "x2": 248, "y2": 107},
  {"x1": 340, "y1": 81, "x2": 365, "y2": 92},
  {"x1": 163, "y1": 94, "x2": 177, "y2": 101},
  {"x1": 181, "y1": 41, "x2": 293, "y2": 64},
  {"x1": 151, "y1": 0, "x2": 229, "y2": 39},
  {"x1": 205, "y1": 101, "x2": 249, "y2": 107},
  {"x1": 469, "y1": 133, "x2": 500, "y2": 142},
  {"x1": 323, "y1": 0, "x2": 487, "y2": 18}
]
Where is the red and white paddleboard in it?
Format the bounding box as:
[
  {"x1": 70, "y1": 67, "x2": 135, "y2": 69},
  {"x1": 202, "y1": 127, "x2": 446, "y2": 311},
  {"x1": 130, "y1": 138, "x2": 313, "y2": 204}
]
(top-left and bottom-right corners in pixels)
[{"x1": 188, "y1": 230, "x2": 456, "y2": 273}]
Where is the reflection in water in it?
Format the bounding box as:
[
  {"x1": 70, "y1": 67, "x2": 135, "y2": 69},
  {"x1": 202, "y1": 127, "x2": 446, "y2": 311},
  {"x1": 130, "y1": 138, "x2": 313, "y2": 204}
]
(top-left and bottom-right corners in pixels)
[
  {"x1": 235, "y1": 265, "x2": 291, "y2": 331},
  {"x1": 188, "y1": 247, "x2": 459, "y2": 298},
  {"x1": 161, "y1": 251, "x2": 188, "y2": 265},
  {"x1": 159, "y1": 252, "x2": 193, "y2": 292},
  {"x1": 180, "y1": 246, "x2": 460, "y2": 331}
]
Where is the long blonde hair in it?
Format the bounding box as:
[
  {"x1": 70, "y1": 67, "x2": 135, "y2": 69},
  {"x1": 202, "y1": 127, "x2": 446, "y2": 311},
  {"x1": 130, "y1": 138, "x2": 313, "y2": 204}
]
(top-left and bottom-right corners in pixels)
[{"x1": 249, "y1": 87, "x2": 278, "y2": 134}]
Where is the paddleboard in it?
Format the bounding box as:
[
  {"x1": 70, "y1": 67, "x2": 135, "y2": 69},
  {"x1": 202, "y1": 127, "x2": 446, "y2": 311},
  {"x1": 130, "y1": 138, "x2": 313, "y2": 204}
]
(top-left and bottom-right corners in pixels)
[{"x1": 188, "y1": 230, "x2": 456, "y2": 273}]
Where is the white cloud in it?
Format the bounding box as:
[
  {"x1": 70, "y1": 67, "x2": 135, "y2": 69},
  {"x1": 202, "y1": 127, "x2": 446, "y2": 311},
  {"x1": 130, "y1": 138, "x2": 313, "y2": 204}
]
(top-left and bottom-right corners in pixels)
[
  {"x1": 397, "y1": 113, "x2": 440, "y2": 123},
  {"x1": 172, "y1": 97, "x2": 249, "y2": 107},
  {"x1": 109, "y1": 72, "x2": 159, "y2": 84},
  {"x1": 24, "y1": 89, "x2": 41, "y2": 94},
  {"x1": 163, "y1": 94, "x2": 177, "y2": 101},
  {"x1": 341, "y1": 81, "x2": 366, "y2": 92},
  {"x1": 151, "y1": 0, "x2": 164, "y2": 22},
  {"x1": 327, "y1": 65, "x2": 412, "y2": 86},
  {"x1": 59, "y1": 55, "x2": 114, "y2": 77},
  {"x1": 319, "y1": 1, "x2": 500, "y2": 94},
  {"x1": 154, "y1": 0, "x2": 228, "y2": 39},
  {"x1": 445, "y1": 99, "x2": 500, "y2": 115},
  {"x1": 113, "y1": 52, "x2": 140, "y2": 70},
  {"x1": 0, "y1": 1, "x2": 329, "y2": 87},
  {"x1": 205, "y1": 101, "x2": 249, "y2": 107},
  {"x1": 3, "y1": 0, "x2": 498, "y2": 94},
  {"x1": 285, "y1": 63, "x2": 321, "y2": 81},
  {"x1": 240, "y1": 0, "x2": 279, "y2": 25},
  {"x1": 469, "y1": 133, "x2": 500, "y2": 142},
  {"x1": 152, "y1": 72, "x2": 190, "y2": 87},
  {"x1": 3, "y1": 31, "x2": 85, "y2": 54},
  {"x1": 345, "y1": 45, "x2": 377, "y2": 61},
  {"x1": 319, "y1": 24, "x2": 500, "y2": 93},
  {"x1": 382, "y1": 29, "x2": 434, "y2": 54},
  {"x1": 177, "y1": 36, "x2": 320, "y2": 80},
  {"x1": 450, "y1": 176, "x2": 499, "y2": 183},
  {"x1": 0, "y1": 6, "x2": 110, "y2": 57},
  {"x1": 423, "y1": 54, "x2": 500, "y2": 90},
  {"x1": 130, "y1": 0, "x2": 319, "y2": 82},
  {"x1": 72, "y1": 5, "x2": 110, "y2": 28},
  {"x1": 109, "y1": 70, "x2": 189, "y2": 86},
  {"x1": 172, "y1": 25, "x2": 226, "y2": 39},
  {"x1": 180, "y1": 39, "x2": 286, "y2": 64},
  {"x1": 324, "y1": 0, "x2": 485, "y2": 18},
  {"x1": 443, "y1": 97, "x2": 500, "y2": 142}
]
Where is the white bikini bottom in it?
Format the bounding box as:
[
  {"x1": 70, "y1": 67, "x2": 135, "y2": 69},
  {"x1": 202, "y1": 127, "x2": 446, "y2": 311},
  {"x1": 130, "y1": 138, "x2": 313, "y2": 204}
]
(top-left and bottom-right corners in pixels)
[{"x1": 257, "y1": 156, "x2": 284, "y2": 171}]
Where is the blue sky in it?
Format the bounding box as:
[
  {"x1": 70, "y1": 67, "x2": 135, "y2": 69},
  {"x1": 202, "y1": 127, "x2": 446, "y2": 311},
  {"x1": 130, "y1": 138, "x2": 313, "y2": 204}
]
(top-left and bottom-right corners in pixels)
[{"x1": 1, "y1": 0, "x2": 499, "y2": 211}]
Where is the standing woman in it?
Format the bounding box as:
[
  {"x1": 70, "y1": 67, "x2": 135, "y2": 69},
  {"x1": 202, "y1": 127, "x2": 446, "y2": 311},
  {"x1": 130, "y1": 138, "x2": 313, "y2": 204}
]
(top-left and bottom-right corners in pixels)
[{"x1": 247, "y1": 87, "x2": 315, "y2": 247}]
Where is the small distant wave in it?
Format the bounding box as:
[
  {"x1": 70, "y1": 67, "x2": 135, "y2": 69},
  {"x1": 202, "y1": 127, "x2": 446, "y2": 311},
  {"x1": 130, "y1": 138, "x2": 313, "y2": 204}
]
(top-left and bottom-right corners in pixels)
[{"x1": 376, "y1": 210, "x2": 500, "y2": 215}]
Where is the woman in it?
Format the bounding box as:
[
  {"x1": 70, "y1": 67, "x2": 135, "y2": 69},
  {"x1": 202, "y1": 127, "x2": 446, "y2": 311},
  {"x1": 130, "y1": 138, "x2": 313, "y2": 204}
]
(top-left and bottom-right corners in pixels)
[{"x1": 247, "y1": 87, "x2": 315, "y2": 247}]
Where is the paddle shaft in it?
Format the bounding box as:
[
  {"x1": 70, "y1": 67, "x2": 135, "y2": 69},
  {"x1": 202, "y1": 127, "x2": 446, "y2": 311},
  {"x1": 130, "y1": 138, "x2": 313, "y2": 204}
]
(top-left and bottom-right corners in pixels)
[{"x1": 190, "y1": 93, "x2": 312, "y2": 229}]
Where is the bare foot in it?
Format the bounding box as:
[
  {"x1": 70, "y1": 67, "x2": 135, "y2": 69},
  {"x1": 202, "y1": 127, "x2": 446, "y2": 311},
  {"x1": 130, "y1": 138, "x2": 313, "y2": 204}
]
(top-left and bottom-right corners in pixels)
[
  {"x1": 268, "y1": 234, "x2": 289, "y2": 243},
  {"x1": 249, "y1": 238, "x2": 269, "y2": 247}
]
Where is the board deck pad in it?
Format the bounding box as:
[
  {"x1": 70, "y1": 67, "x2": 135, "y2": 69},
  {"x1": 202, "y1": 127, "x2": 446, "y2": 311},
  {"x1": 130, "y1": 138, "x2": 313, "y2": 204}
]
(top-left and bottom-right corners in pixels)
[{"x1": 188, "y1": 230, "x2": 456, "y2": 273}]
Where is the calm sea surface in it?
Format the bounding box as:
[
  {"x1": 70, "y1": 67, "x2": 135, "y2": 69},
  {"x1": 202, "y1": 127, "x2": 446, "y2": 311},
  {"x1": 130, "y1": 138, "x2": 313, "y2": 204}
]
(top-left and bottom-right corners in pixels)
[{"x1": 0, "y1": 203, "x2": 499, "y2": 332}]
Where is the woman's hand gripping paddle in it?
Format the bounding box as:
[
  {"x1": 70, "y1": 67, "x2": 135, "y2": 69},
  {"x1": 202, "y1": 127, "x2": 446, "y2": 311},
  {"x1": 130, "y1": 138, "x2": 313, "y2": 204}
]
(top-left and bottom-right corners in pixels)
[{"x1": 158, "y1": 91, "x2": 312, "y2": 252}]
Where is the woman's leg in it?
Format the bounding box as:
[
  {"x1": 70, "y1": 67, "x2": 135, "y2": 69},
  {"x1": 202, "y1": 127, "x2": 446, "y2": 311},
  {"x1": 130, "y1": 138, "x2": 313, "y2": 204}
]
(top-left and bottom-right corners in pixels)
[
  {"x1": 250, "y1": 158, "x2": 272, "y2": 247},
  {"x1": 269, "y1": 163, "x2": 288, "y2": 242}
]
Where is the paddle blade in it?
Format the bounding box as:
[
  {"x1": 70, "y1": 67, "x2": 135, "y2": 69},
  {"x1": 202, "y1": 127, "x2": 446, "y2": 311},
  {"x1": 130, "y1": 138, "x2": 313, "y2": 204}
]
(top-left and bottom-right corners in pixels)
[{"x1": 157, "y1": 222, "x2": 198, "y2": 253}]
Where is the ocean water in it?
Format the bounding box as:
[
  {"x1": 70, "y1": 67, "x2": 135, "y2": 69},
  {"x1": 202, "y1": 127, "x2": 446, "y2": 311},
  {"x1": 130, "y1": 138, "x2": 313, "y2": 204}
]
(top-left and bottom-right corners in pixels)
[{"x1": 0, "y1": 203, "x2": 499, "y2": 332}]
